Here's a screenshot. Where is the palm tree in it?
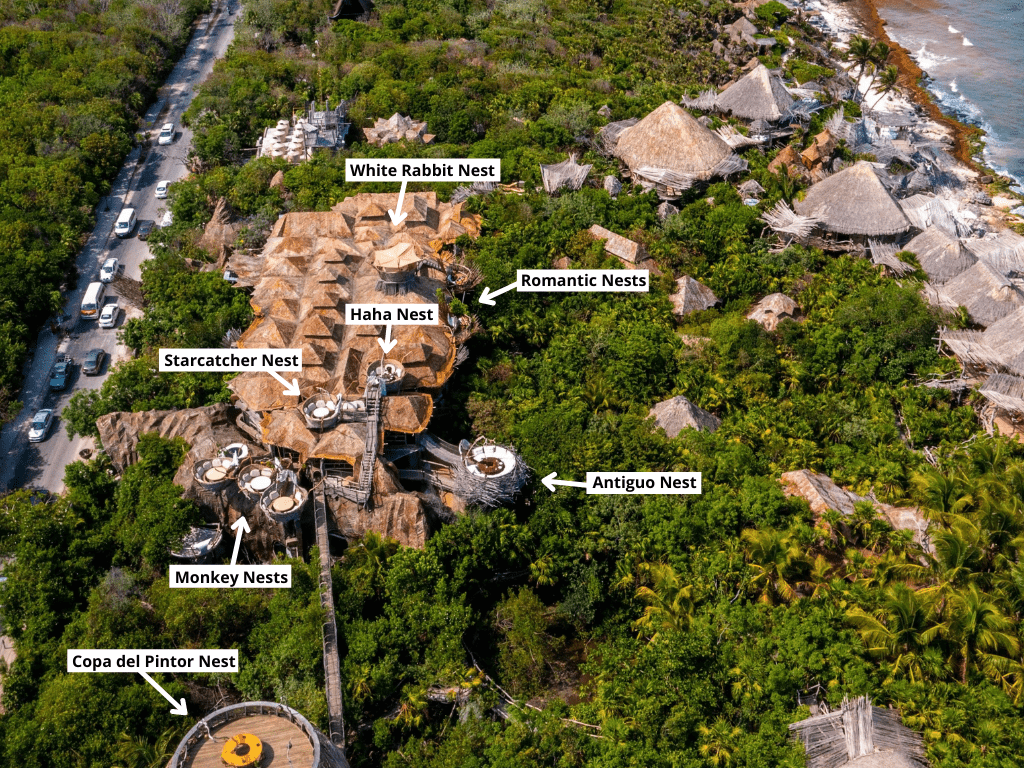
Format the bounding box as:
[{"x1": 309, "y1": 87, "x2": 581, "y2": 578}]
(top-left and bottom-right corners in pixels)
[
  {"x1": 869, "y1": 65, "x2": 901, "y2": 109},
  {"x1": 633, "y1": 563, "x2": 694, "y2": 641},
  {"x1": 913, "y1": 469, "x2": 973, "y2": 519},
  {"x1": 346, "y1": 531, "x2": 397, "y2": 594},
  {"x1": 113, "y1": 728, "x2": 179, "y2": 768},
  {"x1": 863, "y1": 41, "x2": 891, "y2": 96},
  {"x1": 741, "y1": 528, "x2": 807, "y2": 604},
  {"x1": 698, "y1": 719, "x2": 743, "y2": 767},
  {"x1": 846, "y1": 584, "x2": 946, "y2": 683},
  {"x1": 396, "y1": 686, "x2": 428, "y2": 730},
  {"x1": 845, "y1": 35, "x2": 876, "y2": 84},
  {"x1": 948, "y1": 585, "x2": 1020, "y2": 683}
]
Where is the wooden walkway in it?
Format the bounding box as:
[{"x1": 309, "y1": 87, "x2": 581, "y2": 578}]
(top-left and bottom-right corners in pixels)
[{"x1": 314, "y1": 487, "x2": 346, "y2": 752}]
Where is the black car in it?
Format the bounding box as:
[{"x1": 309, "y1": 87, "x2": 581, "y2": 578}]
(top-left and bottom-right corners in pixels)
[
  {"x1": 49, "y1": 355, "x2": 72, "y2": 391},
  {"x1": 82, "y1": 348, "x2": 106, "y2": 376},
  {"x1": 138, "y1": 220, "x2": 154, "y2": 241}
]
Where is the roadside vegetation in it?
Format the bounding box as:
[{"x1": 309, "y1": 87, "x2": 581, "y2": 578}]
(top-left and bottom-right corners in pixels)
[
  {"x1": 4, "y1": 0, "x2": 1024, "y2": 766},
  {"x1": 0, "y1": 0, "x2": 210, "y2": 419}
]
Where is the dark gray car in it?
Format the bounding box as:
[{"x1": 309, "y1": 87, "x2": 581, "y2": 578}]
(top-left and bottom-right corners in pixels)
[{"x1": 82, "y1": 348, "x2": 106, "y2": 376}]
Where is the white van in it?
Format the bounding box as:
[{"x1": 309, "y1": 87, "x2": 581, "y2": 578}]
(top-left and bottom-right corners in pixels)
[
  {"x1": 115, "y1": 207, "x2": 137, "y2": 237},
  {"x1": 81, "y1": 282, "x2": 105, "y2": 320}
]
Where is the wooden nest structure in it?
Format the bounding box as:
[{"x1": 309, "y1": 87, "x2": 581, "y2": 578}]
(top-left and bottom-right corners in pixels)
[{"x1": 794, "y1": 162, "x2": 913, "y2": 239}]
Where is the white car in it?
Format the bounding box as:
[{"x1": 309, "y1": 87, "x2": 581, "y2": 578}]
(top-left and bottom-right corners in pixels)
[
  {"x1": 100, "y1": 257, "x2": 119, "y2": 283},
  {"x1": 155, "y1": 180, "x2": 170, "y2": 199},
  {"x1": 99, "y1": 303, "x2": 119, "y2": 329},
  {"x1": 28, "y1": 409, "x2": 54, "y2": 442},
  {"x1": 157, "y1": 123, "x2": 175, "y2": 145}
]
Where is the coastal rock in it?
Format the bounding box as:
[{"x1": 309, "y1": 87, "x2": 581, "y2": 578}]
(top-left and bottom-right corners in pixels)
[{"x1": 603, "y1": 175, "x2": 622, "y2": 197}]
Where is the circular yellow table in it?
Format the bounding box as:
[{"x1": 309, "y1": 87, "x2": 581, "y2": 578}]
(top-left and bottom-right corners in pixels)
[{"x1": 221, "y1": 733, "x2": 263, "y2": 766}]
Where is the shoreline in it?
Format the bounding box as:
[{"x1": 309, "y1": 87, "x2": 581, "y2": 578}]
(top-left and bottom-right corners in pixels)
[{"x1": 838, "y1": 0, "x2": 984, "y2": 171}]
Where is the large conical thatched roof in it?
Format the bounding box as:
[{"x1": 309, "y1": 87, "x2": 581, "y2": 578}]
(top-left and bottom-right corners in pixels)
[
  {"x1": 939, "y1": 260, "x2": 1024, "y2": 327},
  {"x1": 614, "y1": 102, "x2": 733, "y2": 179},
  {"x1": 649, "y1": 396, "x2": 721, "y2": 437},
  {"x1": 794, "y1": 162, "x2": 912, "y2": 236},
  {"x1": 715, "y1": 64, "x2": 796, "y2": 121},
  {"x1": 670, "y1": 275, "x2": 719, "y2": 317},
  {"x1": 905, "y1": 227, "x2": 977, "y2": 284}
]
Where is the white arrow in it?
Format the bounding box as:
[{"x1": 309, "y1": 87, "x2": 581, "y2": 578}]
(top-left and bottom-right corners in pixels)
[
  {"x1": 139, "y1": 671, "x2": 188, "y2": 716},
  {"x1": 377, "y1": 323, "x2": 398, "y2": 354},
  {"x1": 541, "y1": 472, "x2": 588, "y2": 492},
  {"x1": 388, "y1": 180, "x2": 409, "y2": 226},
  {"x1": 268, "y1": 369, "x2": 300, "y2": 397},
  {"x1": 478, "y1": 281, "x2": 518, "y2": 306},
  {"x1": 229, "y1": 516, "x2": 251, "y2": 566}
]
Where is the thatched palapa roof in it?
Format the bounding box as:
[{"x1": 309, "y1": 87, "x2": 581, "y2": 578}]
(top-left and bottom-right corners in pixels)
[
  {"x1": 648, "y1": 396, "x2": 721, "y2": 437},
  {"x1": 587, "y1": 225, "x2": 645, "y2": 265},
  {"x1": 310, "y1": 422, "x2": 366, "y2": 462},
  {"x1": 715, "y1": 64, "x2": 796, "y2": 122},
  {"x1": 611, "y1": 102, "x2": 734, "y2": 183},
  {"x1": 980, "y1": 374, "x2": 1024, "y2": 415},
  {"x1": 904, "y1": 228, "x2": 976, "y2": 284},
  {"x1": 983, "y1": 307, "x2": 1024, "y2": 376},
  {"x1": 937, "y1": 260, "x2": 1024, "y2": 327},
  {"x1": 260, "y1": 410, "x2": 318, "y2": 463},
  {"x1": 671, "y1": 275, "x2": 718, "y2": 317},
  {"x1": 794, "y1": 162, "x2": 912, "y2": 237},
  {"x1": 746, "y1": 293, "x2": 798, "y2": 330},
  {"x1": 382, "y1": 393, "x2": 434, "y2": 433}
]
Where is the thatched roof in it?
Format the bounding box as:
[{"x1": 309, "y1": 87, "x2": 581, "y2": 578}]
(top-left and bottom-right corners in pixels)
[
  {"x1": 309, "y1": 422, "x2": 366, "y2": 462},
  {"x1": 587, "y1": 225, "x2": 644, "y2": 264},
  {"x1": 904, "y1": 228, "x2": 976, "y2": 284},
  {"x1": 746, "y1": 293, "x2": 798, "y2": 330},
  {"x1": 613, "y1": 102, "x2": 733, "y2": 181},
  {"x1": 715, "y1": 64, "x2": 796, "y2": 121},
  {"x1": 373, "y1": 242, "x2": 421, "y2": 271},
  {"x1": 984, "y1": 307, "x2": 1024, "y2": 375},
  {"x1": 649, "y1": 396, "x2": 721, "y2": 437},
  {"x1": 230, "y1": 372, "x2": 301, "y2": 413},
  {"x1": 937, "y1": 260, "x2": 1024, "y2": 327},
  {"x1": 790, "y1": 696, "x2": 929, "y2": 768},
  {"x1": 382, "y1": 393, "x2": 434, "y2": 433},
  {"x1": 794, "y1": 162, "x2": 912, "y2": 236},
  {"x1": 980, "y1": 373, "x2": 1024, "y2": 415},
  {"x1": 670, "y1": 275, "x2": 718, "y2": 317},
  {"x1": 260, "y1": 410, "x2": 318, "y2": 463},
  {"x1": 964, "y1": 229, "x2": 1024, "y2": 277}
]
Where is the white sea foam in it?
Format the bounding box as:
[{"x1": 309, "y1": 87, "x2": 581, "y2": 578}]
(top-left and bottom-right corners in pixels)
[
  {"x1": 948, "y1": 24, "x2": 960, "y2": 34},
  {"x1": 950, "y1": 80, "x2": 958, "y2": 93},
  {"x1": 914, "y1": 43, "x2": 956, "y2": 71},
  {"x1": 962, "y1": 37, "x2": 974, "y2": 47}
]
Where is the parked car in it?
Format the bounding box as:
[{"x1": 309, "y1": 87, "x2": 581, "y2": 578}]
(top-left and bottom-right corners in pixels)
[
  {"x1": 99, "y1": 303, "x2": 119, "y2": 329},
  {"x1": 82, "y1": 348, "x2": 106, "y2": 376},
  {"x1": 155, "y1": 180, "x2": 170, "y2": 199},
  {"x1": 49, "y1": 355, "x2": 72, "y2": 391},
  {"x1": 138, "y1": 220, "x2": 155, "y2": 241},
  {"x1": 157, "y1": 123, "x2": 175, "y2": 145},
  {"x1": 100, "y1": 257, "x2": 119, "y2": 283},
  {"x1": 28, "y1": 409, "x2": 54, "y2": 442}
]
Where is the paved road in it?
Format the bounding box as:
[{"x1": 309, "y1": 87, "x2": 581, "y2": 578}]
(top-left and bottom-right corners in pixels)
[{"x1": 0, "y1": 0, "x2": 239, "y2": 494}]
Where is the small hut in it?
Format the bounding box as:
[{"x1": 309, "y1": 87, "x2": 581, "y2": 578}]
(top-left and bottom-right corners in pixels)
[
  {"x1": 604, "y1": 102, "x2": 737, "y2": 196},
  {"x1": 964, "y1": 230, "x2": 1024, "y2": 277},
  {"x1": 936, "y1": 260, "x2": 1024, "y2": 327},
  {"x1": 364, "y1": 113, "x2": 434, "y2": 146},
  {"x1": 540, "y1": 155, "x2": 592, "y2": 194},
  {"x1": 671, "y1": 275, "x2": 718, "y2": 317},
  {"x1": 794, "y1": 161, "x2": 912, "y2": 239},
  {"x1": 790, "y1": 696, "x2": 930, "y2": 768},
  {"x1": 983, "y1": 307, "x2": 1024, "y2": 376},
  {"x1": 715, "y1": 64, "x2": 796, "y2": 122},
  {"x1": 746, "y1": 293, "x2": 798, "y2": 330},
  {"x1": 904, "y1": 228, "x2": 977, "y2": 284},
  {"x1": 648, "y1": 396, "x2": 721, "y2": 437},
  {"x1": 587, "y1": 225, "x2": 645, "y2": 266},
  {"x1": 980, "y1": 374, "x2": 1024, "y2": 416}
]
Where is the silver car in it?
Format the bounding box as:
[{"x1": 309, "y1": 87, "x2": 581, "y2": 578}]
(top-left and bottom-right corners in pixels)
[
  {"x1": 99, "y1": 303, "x2": 119, "y2": 329},
  {"x1": 28, "y1": 409, "x2": 54, "y2": 442},
  {"x1": 157, "y1": 123, "x2": 175, "y2": 145}
]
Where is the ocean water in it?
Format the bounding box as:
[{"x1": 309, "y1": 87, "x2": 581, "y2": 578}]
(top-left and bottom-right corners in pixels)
[{"x1": 873, "y1": 0, "x2": 1024, "y2": 190}]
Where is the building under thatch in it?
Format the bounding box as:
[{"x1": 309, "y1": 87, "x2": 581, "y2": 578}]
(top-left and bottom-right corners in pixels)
[
  {"x1": 780, "y1": 470, "x2": 930, "y2": 551},
  {"x1": 364, "y1": 113, "x2": 434, "y2": 146},
  {"x1": 903, "y1": 227, "x2": 977, "y2": 284},
  {"x1": 982, "y1": 307, "x2": 1024, "y2": 376},
  {"x1": 790, "y1": 696, "x2": 929, "y2": 768},
  {"x1": 648, "y1": 395, "x2": 721, "y2": 437},
  {"x1": 935, "y1": 259, "x2": 1024, "y2": 327},
  {"x1": 540, "y1": 155, "x2": 592, "y2": 194},
  {"x1": 715, "y1": 63, "x2": 796, "y2": 122},
  {"x1": 671, "y1": 275, "x2": 719, "y2": 317},
  {"x1": 794, "y1": 161, "x2": 912, "y2": 239},
  {"x1": 746, "y1": 293, "x2": 798, "y2": 330},
  {"x1": 964, "y1": 229, "x2": 1024, "y2": 277},
  {"x1": 602, "y1": 102, "x2": 738, "y2": 196},
  {"x1": 980, "y1": 374, "x2": 1024, "y2": 416},
  {"x1": 587, "y1": 225, "x2": 645, "y2": 266}
]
